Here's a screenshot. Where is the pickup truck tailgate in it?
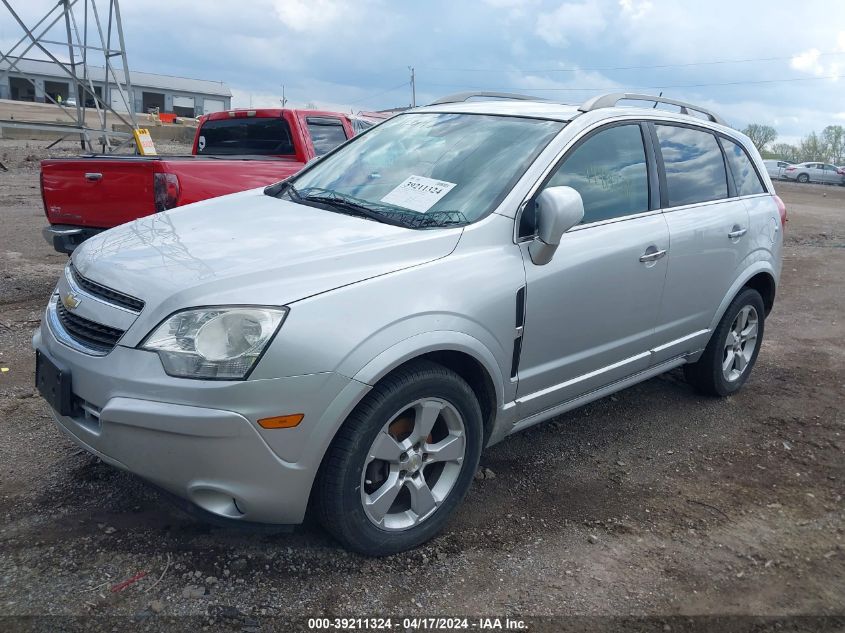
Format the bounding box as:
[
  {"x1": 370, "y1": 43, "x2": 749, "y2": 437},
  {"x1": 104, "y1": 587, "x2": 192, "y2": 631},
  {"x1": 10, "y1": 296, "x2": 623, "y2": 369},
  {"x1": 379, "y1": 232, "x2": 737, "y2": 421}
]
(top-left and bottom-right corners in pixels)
[{"x1": 41, "y1": 158, "x2": 155, "y2": 228}]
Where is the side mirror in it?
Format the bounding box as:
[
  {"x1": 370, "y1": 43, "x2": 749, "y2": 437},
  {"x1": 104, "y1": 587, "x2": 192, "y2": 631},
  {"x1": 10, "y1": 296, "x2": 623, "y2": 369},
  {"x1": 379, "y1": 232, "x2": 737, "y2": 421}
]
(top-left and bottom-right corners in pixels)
[{"x1": 528, "y1": 186, "x2": 584, "y2": 265}]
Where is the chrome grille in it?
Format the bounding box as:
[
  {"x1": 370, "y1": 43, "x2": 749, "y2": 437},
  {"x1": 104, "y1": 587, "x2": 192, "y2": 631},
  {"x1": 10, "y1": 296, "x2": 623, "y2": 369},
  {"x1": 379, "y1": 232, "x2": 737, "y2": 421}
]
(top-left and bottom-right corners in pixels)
[
  {"x1": 69, "y1": 264, "x2": 145, "y2": 313},
  {"x1": 55, "y1": 300, "x2": 124, "y2": 353}
]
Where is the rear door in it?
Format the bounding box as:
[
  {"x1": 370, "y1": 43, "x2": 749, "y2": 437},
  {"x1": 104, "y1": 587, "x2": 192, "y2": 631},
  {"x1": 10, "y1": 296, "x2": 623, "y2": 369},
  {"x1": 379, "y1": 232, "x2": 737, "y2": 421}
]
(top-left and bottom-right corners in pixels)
[
  {"x1": 823, "y1": 164, "x2": 841, "y2": 183},
  {"x1": 516, "y1": 122, "x2": 670, "y2": 416},
  {"x1": 649, "y1": 124, "x2": 752, "y2": 363},
  {"x1": 41, "y1": 158, "x2": 155, "y2": 228}
]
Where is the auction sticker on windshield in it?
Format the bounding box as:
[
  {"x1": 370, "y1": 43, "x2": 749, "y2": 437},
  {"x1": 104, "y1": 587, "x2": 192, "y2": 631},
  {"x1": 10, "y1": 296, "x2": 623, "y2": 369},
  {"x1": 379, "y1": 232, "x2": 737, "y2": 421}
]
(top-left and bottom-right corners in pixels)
[{"x1": 381, "y1": 175, "x2": 456, "y2": 213}]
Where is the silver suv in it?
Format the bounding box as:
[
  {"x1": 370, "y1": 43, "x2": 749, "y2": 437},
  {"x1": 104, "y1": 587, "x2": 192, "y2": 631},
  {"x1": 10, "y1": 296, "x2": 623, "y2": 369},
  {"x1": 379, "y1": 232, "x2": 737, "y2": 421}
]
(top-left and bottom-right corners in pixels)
[{"x1": 34, "y1": 92, "x2": 785, "y2": 555}]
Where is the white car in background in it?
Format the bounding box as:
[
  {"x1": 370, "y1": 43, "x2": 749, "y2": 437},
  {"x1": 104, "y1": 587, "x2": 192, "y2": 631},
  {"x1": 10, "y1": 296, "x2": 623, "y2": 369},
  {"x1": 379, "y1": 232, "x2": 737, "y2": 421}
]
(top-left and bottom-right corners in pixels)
[
  {"x1": 782, "y1": 162, "x2": 845, "y2": 185},
  {"x1": 763, "y1": 159, "x2": 791, "y2": 180}
]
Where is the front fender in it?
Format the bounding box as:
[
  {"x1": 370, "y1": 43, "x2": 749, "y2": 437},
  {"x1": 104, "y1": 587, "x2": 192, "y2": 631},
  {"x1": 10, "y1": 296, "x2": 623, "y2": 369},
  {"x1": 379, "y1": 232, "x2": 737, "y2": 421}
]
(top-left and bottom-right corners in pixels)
[{"x1": 352, "y1": 329, "x2": 507, "y2": 407}]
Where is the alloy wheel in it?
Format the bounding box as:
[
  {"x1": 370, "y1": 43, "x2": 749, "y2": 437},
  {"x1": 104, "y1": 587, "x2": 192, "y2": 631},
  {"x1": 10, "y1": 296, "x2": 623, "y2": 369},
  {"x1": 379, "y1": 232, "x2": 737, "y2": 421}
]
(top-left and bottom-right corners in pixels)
[
  {"x1": 722, "y1": 305, "x2": 759, "y2": 382},
  {"x1": 360, "y1": 398, "x2": 466, "y2": 531}
]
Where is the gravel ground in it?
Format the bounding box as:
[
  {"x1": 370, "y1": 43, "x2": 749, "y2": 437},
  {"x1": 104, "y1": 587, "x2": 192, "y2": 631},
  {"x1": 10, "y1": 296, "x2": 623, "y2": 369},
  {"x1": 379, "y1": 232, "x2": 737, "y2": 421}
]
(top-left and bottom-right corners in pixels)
[{"x1": 0, "y1": 139, "x2": 843, "y2": 630}]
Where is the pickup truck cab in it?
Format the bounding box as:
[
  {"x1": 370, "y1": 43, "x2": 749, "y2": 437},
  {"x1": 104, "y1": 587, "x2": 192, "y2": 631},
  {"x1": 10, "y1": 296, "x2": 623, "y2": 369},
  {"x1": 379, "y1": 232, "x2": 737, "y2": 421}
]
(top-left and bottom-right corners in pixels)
[
  {"x1": 40, "y1": 108, "x2": 358, "y2": 253},
  {"x1": 34, "y1": 92, "x2": 784, "y2": 555}
]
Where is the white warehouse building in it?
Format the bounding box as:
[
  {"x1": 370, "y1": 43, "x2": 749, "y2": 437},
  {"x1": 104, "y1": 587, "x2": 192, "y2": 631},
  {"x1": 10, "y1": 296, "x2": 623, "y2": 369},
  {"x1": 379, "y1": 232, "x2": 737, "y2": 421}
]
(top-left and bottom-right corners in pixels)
[{"x1": 0, "y1": 58, "x2": 232, "y2": 117}]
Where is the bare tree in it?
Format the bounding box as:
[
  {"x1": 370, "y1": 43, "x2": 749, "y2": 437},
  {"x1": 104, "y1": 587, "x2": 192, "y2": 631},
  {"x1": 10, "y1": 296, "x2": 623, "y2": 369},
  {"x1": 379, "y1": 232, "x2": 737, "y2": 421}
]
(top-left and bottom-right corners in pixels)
[
  {"x1": 742, "y1": 124, "x2": 778, "y2": 153},
  {"x1": 798, "y1": 132, "x2": 826, "y2": 162},
  {"x1": 822, "y1": 125, "x2": 845, "y2": 164},
  {"x1": 770, "y1": 143, "x2": 800, "y2": 163}
]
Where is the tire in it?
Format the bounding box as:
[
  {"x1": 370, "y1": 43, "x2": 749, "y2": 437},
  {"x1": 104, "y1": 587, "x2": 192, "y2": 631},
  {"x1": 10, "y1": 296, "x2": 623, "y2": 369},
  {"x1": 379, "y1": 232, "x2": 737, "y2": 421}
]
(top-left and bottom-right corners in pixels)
[
  {"x1": 797, "y1": 173, "x2": 810, "y2": 183},
  {"x1": 684, "y1": 288, "x2": 765, "y2": 397},
  {"x1": 315, "y1": 359, "x2": 483, "y2": 556}
]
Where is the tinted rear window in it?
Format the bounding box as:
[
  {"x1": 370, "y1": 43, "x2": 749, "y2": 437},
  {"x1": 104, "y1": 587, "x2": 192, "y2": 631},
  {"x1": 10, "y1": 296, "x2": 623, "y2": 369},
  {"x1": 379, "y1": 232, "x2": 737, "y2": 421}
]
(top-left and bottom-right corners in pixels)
[
  {"x1": 306, "y1": 118, "x2": 348, "y2": 156},
  {"x1": 722, "y1": 137, "x2": 766, "y2": 196},
  {"x1": 655, "y1": 124, "x2": 728, "y2": 207},
  {"x1": 197, "y1": 117, "x2": 294, "y2": 156}
]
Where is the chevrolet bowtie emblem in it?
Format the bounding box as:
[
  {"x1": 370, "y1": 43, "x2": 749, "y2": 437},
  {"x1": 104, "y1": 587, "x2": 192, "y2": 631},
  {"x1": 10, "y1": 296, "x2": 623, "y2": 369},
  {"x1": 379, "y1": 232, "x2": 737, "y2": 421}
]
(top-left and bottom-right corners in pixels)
[{"x1": 62, "y1": 291, "x2": 81, "y2": 310}]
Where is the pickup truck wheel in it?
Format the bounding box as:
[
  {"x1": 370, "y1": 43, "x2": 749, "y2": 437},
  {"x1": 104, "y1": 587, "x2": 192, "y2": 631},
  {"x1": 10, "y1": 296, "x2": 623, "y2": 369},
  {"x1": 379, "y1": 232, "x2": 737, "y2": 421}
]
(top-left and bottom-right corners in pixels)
[
  {"x1": 315, "y1": 359, "x2": 483, "y2": 556},
  {"x1": 684, "y1": 288, "x2": 765, "y2": 397}
]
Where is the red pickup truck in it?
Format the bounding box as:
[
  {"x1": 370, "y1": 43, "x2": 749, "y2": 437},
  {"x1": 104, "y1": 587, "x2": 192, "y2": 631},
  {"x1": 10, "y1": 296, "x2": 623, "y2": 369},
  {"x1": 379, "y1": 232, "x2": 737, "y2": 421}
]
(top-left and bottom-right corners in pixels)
[{"x1": 40, "y1": 108, "x2": 371, "y2": 253}]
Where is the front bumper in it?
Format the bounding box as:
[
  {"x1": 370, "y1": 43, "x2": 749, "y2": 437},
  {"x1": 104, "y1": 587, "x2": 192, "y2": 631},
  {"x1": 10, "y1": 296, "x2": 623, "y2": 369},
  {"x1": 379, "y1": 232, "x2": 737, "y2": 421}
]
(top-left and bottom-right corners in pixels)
[
  {"x1": 34, "y1": 323, "x2": 370, "y2": 525},
  {"x1": 43, "y1": 224, "x2": 104, "y2": 255}
]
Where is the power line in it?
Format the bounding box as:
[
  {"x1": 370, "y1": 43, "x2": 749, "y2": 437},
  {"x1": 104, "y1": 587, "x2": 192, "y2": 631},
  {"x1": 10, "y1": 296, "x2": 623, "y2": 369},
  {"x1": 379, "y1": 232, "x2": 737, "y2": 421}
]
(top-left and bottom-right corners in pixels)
[
  {"x1": 419, "y1": 50, "x2": 845, "y2": 74},
  {"x1": 348, "y1": 81, "x2": 410, "y2": 106},
  {"x1": 423, "y1": 75, "x2": 843, "y2": 93}
]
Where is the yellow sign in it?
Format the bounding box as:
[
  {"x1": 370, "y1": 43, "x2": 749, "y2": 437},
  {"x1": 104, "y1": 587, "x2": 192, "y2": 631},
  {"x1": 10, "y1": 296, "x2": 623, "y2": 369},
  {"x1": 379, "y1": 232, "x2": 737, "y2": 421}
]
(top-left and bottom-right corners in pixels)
[{"x1": 133, "y1": 128, "x2": 157, "y2": 156}]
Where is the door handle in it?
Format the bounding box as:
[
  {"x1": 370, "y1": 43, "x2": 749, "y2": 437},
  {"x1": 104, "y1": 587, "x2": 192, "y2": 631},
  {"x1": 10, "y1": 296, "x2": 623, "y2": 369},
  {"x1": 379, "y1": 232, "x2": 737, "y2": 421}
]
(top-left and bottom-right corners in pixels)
[
  {"x1": 84, "y1": 172, "x2": 102, "y2": 182},
  {"x1": 639, "y1": 248, "x2": 667, "y2": 263},
  {"x1": 728, "y1": 227, "x2": 747, "y2": 239}
]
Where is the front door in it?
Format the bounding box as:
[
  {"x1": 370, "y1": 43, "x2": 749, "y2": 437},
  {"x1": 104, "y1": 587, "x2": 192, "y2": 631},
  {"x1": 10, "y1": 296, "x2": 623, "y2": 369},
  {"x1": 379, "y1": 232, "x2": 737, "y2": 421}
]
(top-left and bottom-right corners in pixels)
[{"x1": 516, "y1": 122, "x2": 669, "y2": 417}]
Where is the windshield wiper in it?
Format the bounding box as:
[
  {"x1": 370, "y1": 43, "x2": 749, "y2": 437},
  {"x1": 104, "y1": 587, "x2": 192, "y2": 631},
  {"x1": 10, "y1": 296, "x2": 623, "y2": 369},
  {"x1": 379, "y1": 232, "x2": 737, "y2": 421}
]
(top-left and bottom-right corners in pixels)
[
  {"x1": 270, "y1": 185, "x2": 468, "y2": 229},
  {"x1": 264, "y1": 180, "x2": 301, "y2": 201},
  {"x1": 302, "y1": 193, "x2": 408, "y2": 227}
]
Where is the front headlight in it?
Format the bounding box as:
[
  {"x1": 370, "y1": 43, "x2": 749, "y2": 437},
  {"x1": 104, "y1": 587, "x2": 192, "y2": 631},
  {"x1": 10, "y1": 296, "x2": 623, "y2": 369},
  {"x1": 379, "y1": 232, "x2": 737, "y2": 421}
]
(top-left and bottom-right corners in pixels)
[{"x1": 141, "y1": 307, "x2": 287, "y2": 379}]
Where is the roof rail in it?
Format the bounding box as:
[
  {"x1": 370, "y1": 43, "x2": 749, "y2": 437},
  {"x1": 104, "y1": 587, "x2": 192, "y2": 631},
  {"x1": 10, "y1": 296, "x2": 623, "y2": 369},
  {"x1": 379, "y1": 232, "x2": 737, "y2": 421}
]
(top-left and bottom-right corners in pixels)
[
  {"x1": 429, "y1": 91, "x2": 543, "y2": 106},
  {"x1": 578, "y1": 92, "x2": 728, "y2": 126}
]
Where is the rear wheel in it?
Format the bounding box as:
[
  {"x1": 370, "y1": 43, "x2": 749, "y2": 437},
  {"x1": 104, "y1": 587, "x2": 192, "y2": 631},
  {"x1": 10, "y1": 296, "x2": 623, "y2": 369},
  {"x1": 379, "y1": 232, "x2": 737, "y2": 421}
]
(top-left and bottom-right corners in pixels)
[
  {"x1": 797, "y1": 173, "x2": 810, "y2": 183},
  {"x1": 315, "y1": 360, "x2": 483, "y2": 556},
  {"x1": 684, "y1": 288, "x2": 765, "y2": 397}
]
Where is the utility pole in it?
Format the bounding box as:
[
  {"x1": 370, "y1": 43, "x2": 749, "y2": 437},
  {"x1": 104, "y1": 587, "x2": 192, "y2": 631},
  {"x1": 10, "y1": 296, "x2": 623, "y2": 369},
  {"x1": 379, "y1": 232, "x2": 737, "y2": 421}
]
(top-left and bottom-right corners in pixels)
[
  {"x1": 409, "y1": 66, "x2": 415, "y2": 108},
  {"x1": 280, "y1": 84, "x2": 287, "y2": 108}
]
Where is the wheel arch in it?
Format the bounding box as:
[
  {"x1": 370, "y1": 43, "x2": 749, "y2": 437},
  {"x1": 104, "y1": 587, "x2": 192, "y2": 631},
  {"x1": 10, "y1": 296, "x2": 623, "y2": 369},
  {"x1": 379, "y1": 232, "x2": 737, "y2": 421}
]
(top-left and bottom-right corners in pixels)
[
  {"x1": 743, "y1": 271, "x2": 776, "y2": 315},
  {"x1": 709, "y1": 264, "x2": 777, "y2": 334},
  {"x1": 350, "y1": 333, "x2": 505, "y2": 447},
  {"x1": 304, "y1": 336, "x2": 504, "y2": 520}
]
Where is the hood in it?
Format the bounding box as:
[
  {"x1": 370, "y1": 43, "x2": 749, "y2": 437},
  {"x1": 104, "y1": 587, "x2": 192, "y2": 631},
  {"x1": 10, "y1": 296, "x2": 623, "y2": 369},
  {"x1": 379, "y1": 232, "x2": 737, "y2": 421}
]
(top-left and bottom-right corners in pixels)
[{"x1": 73, "y1": 188, "x2": 462, "y2": 341}]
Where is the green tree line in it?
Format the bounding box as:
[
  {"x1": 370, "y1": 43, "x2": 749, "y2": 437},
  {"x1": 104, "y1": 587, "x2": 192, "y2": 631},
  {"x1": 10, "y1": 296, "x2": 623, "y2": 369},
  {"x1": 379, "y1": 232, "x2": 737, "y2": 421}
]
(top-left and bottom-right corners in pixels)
[{"x1": 742, "y1": 123, "x2": 845, "y2": 165}]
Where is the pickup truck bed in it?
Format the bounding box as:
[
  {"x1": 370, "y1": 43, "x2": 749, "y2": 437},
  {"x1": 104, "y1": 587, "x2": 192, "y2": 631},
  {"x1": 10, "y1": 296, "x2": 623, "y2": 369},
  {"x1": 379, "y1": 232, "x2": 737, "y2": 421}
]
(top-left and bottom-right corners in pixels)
[
  {"x1": 40, "y1": 108, "x2": 363, "y2": 253},
  {"x1": 41, "y1": 154, "x2": 304, "y2": 251}
]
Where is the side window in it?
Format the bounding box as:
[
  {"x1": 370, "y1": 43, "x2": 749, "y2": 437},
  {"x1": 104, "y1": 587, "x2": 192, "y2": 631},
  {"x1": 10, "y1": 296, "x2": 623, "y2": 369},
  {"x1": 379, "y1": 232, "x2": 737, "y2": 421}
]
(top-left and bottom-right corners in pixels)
[
  {"x1": 722, "y1": 137, "x2": 766, "y2": 196},
  {"x1": 306, "y1": 117, "x2": 349, "y2": 156},
  {"x1": 654, "y1": 124, "x2": 728, "y2": 207},
  {"x1": 542, "y1": 124, "x2": 650, "y2": 225}
]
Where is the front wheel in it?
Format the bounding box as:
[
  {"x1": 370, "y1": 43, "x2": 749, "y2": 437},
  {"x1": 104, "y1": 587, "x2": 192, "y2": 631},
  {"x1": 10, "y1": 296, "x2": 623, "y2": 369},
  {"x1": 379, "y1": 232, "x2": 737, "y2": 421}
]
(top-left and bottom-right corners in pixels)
[
  {"x1": 315, "y1": 360, "x2": 483, "y2": 556},
  {"x1": 684, "y1": 288, "x2": 765, "y2": 397}
]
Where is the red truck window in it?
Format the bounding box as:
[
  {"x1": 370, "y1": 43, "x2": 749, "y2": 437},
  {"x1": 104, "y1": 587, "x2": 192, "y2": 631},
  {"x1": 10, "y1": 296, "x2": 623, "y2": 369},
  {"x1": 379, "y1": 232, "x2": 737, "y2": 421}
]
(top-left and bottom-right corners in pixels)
[
  {"x1": 197, "y1": 118, "x2": 295, "y2": 156},
  {"x1": 306, "y1": 117, "x2": 349, "y2": 156}
]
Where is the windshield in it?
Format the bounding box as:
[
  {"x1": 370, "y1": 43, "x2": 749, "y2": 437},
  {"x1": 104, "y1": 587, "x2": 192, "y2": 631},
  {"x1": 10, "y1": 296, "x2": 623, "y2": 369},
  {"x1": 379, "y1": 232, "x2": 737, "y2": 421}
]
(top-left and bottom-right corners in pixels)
[
  {"x1": 284, "y1": 112, "x2": 563, "y2": 228},
  {"x1": 197, "y1": 117, "x2": 295, "y2": 156}
]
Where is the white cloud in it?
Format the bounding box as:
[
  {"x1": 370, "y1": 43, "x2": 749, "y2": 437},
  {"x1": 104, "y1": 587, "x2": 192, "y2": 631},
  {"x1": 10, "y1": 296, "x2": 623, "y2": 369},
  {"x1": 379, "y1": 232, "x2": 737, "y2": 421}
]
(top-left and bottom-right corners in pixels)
[
  {"x1": 619, "y1": 0, "x2": 653, "y2": 20},
  {"x1": 483, "y1": 0, "x2": 532, "y2": 6},
  {"x1": 791, "y1": 48, "x2": 825, "y2": 76},
  {"x1": 791, "y1": 33, "x2": 845, "y2": 79},
  {"x1": 273, "y1": 0, "x2": 355, "y2": 32},
  {"x1": 536, "y1": 2, "x2": 607, "y2": 47}
]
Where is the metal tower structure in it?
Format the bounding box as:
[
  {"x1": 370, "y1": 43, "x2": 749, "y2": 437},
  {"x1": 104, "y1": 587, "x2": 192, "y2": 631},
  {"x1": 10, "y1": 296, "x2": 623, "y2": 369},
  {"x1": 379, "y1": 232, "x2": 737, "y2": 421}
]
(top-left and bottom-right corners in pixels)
[{"x1": 0, "y1": 0, "x2": 138, "y2": 151}]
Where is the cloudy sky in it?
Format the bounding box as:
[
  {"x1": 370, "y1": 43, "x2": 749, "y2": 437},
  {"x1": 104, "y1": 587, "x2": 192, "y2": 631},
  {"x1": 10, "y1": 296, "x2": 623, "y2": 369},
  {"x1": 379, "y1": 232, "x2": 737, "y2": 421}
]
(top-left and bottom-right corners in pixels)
[{"x1": 4, "y1": 0, "x2": 844, "y2": 143}]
